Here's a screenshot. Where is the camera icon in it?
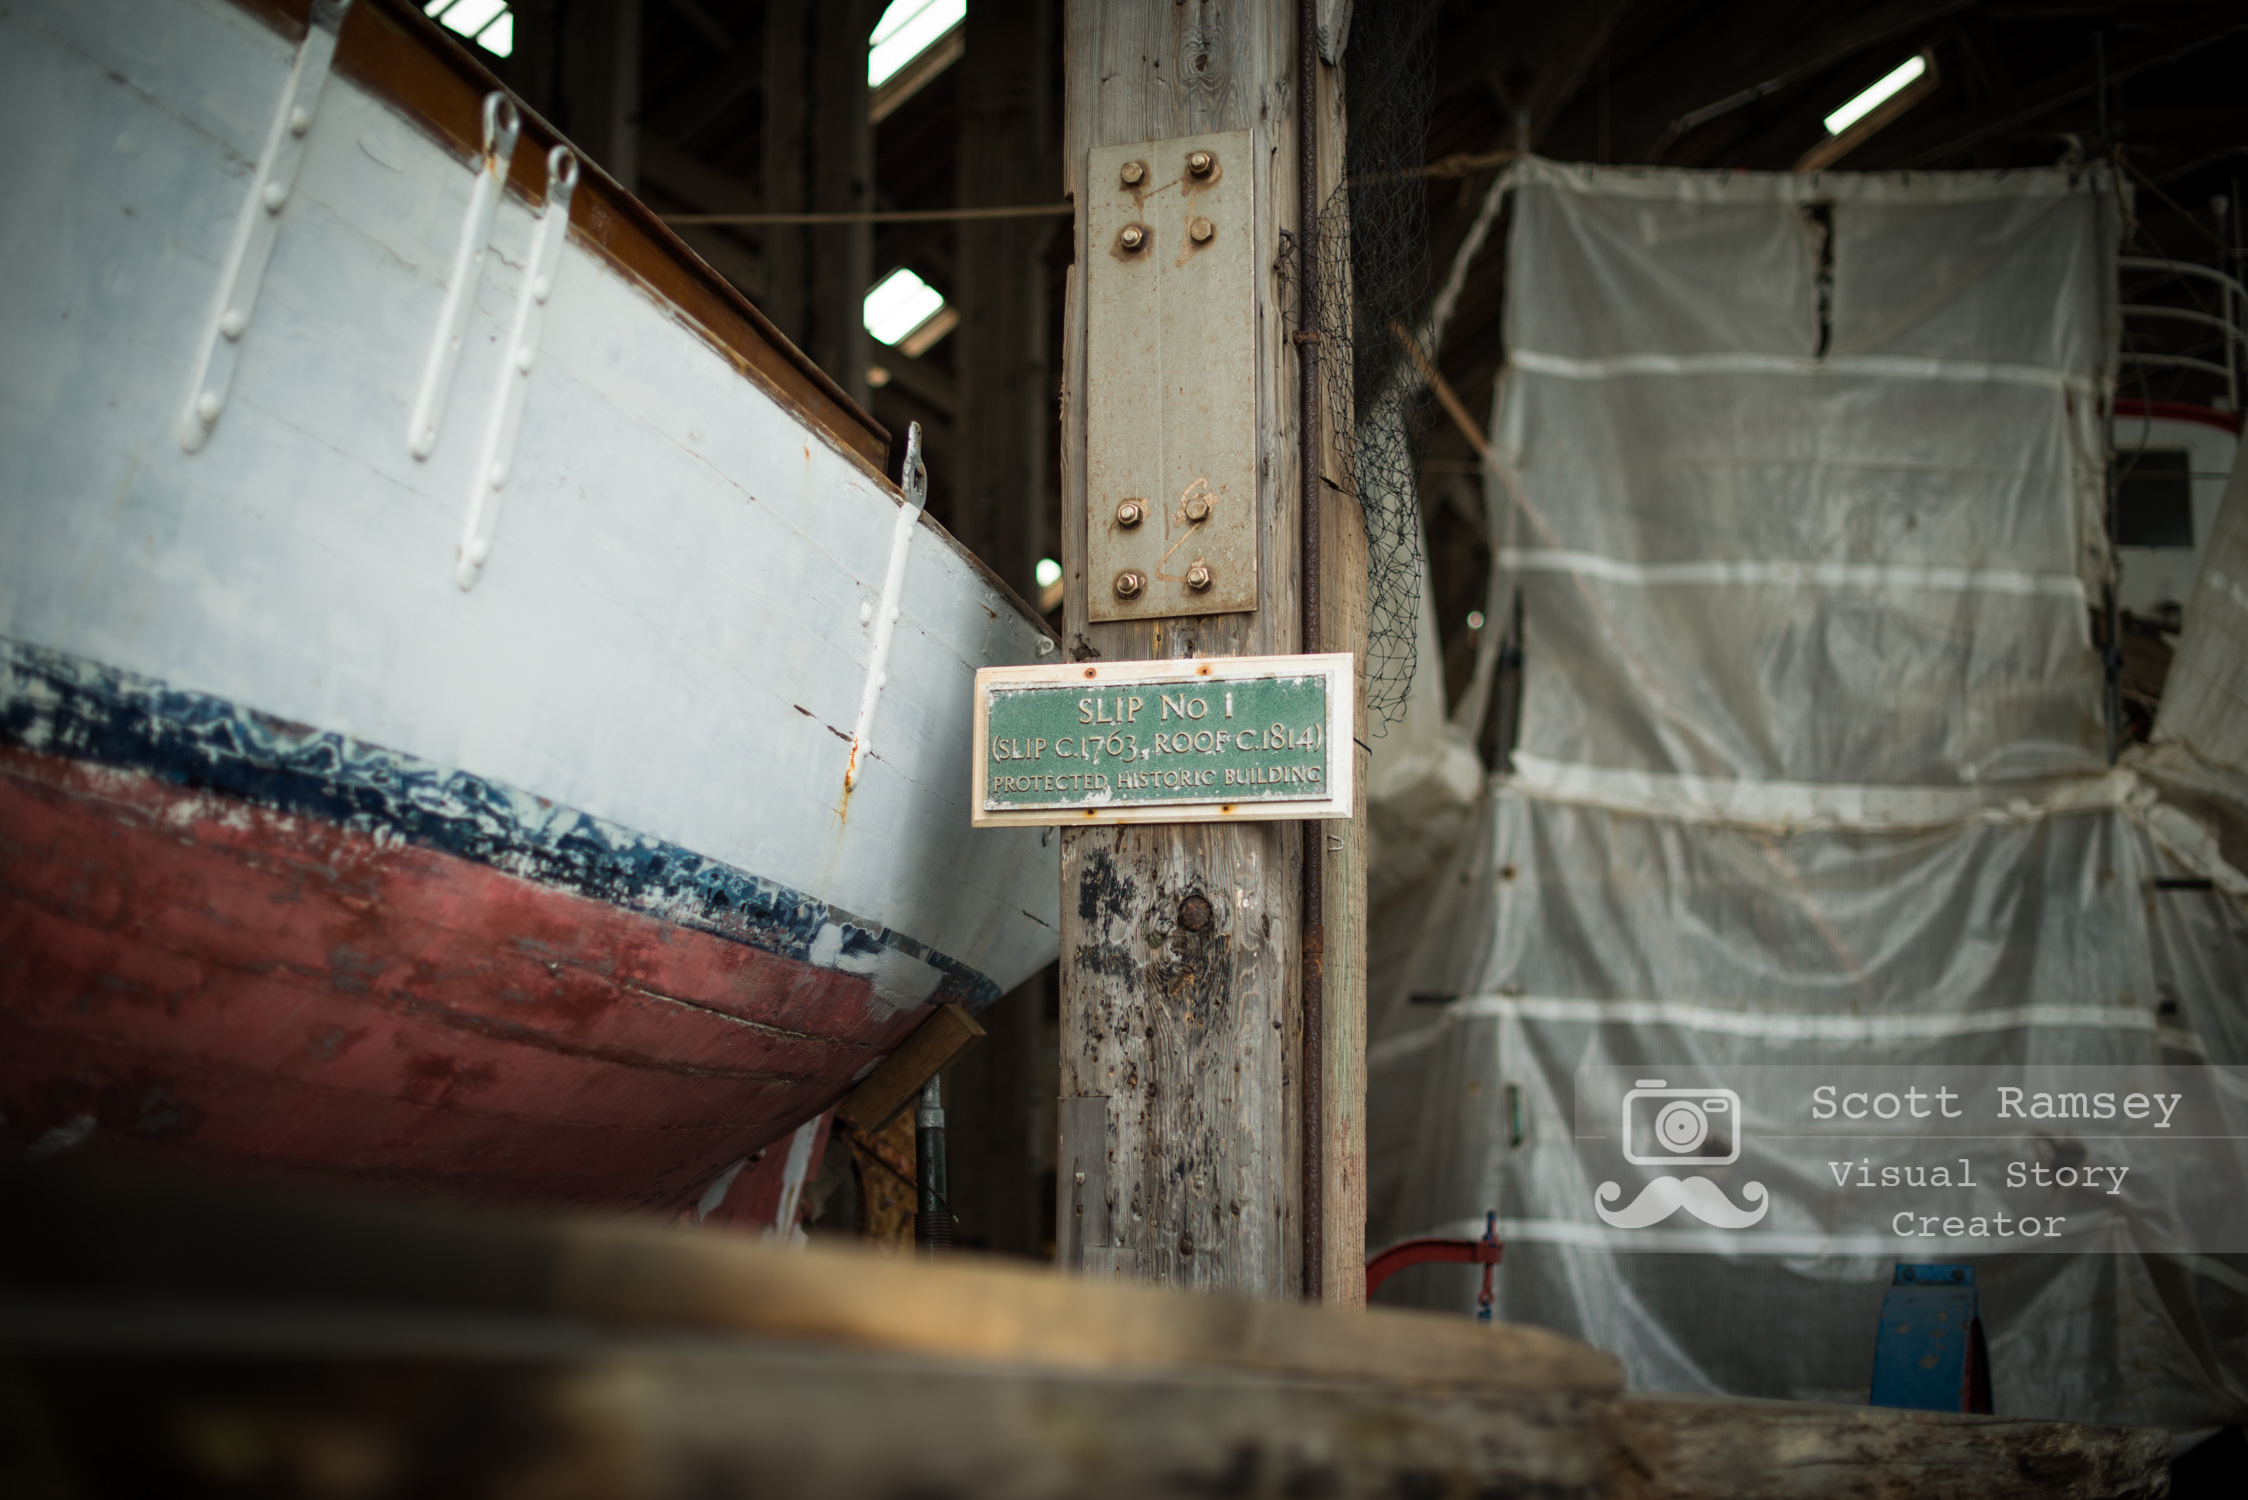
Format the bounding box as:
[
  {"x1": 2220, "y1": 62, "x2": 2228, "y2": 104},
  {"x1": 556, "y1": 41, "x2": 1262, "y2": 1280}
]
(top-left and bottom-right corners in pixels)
[{"x1": 1622, "y1": 1079, "x2": 1741, "y2": 1166}]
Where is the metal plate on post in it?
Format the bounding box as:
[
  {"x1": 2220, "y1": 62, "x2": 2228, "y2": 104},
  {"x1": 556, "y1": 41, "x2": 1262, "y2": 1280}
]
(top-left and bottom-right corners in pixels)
[
  {"x1": 1084, "y1": 130, "x2": 1258, "y2": 621},
  {"x1": 971, "y1": 654, "x2": 1354, "y2": 826}
]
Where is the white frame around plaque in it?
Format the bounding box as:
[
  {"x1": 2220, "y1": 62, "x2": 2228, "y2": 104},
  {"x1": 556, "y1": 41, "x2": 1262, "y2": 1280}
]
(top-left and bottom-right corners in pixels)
[{"x1": 970, "y1": 653, "x2": 1356, "y2": 828}]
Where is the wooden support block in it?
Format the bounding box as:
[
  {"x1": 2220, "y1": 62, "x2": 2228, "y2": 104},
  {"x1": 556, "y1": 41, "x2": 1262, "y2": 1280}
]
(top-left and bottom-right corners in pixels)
[
  {"x1": 832, "y1": 1002, "x2": 985, "y2": 1132},
  {"x1": 4, "y1": 1327, "x2": 1620, "y2": 1499},
  {"x1": 2, "y1": 1162, "x2": 1620, "y2": 1397},
  {"x1": 1601, "y1": 1394, "x2": 2169, "y2": 1500},
  {"x1": 1, "y1": 1166, "x2": 2171, "y2": 1499}
]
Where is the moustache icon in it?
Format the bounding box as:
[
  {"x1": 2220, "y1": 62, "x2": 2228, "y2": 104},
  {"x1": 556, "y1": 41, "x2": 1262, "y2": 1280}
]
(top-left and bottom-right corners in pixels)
[{"x1": 1595, "y1": 1176, "x2": 1769, "y2": 1229}]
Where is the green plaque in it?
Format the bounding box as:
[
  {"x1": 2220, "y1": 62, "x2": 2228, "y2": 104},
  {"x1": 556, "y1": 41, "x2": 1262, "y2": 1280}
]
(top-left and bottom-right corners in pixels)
[{"x1": 971, "y1": 654, "x2": 1354, "y2": 826}]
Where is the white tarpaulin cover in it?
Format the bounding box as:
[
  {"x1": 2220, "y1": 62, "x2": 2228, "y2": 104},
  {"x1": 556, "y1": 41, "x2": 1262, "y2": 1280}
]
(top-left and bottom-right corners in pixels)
[{"x1": 1366, "y1": 158, "x2": 2248, "y2": 1435}]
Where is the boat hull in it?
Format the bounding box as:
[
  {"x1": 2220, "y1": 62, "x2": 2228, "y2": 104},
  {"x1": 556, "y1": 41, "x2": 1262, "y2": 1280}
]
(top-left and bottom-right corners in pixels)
[
  {"x1": 0, "y1": 645, "x2": 955, "y2": 1210},
  {"x1": 0, "y1": 0, "x2": 1059, "y2": 1207}
]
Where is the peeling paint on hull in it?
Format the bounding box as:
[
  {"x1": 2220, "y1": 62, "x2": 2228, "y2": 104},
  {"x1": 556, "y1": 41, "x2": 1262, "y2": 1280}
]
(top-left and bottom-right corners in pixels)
[
  {"x1": 0, "y1": 644, "x2": 979, "y2": 1211},
  {"x1": 0, "y1": 0, "x2": 1060, "y2": 1207}
]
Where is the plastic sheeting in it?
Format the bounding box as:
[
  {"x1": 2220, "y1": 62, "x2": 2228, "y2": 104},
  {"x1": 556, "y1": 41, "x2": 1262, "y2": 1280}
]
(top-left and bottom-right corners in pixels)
[{"x1": 1366, "y1": 158, "x2": 2248, "y2": 1435}]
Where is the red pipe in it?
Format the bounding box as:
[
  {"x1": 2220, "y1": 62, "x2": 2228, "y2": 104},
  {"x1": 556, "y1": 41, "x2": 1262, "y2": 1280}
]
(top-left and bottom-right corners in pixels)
[
  {"x1": 2113, "y1": 397, "x2": 2241, "y2": 435},
  {"x1": 1364, "y1": 1236, "x2": 1503, "y2": 1300}
]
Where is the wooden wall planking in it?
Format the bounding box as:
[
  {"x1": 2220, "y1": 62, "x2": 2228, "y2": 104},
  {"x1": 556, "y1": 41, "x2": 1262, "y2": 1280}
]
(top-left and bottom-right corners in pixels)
[
  {"x1": 761, "y1": 0, "x2": 877, "y2": 410},
  {"x1": 952, "y1": 0, "x2": 1058, "y2": 601}
]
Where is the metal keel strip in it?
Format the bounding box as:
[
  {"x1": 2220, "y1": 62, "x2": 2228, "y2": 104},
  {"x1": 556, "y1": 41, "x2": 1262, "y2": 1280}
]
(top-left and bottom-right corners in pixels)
[{"x1": 175, "y1": 0, "x2": 352, "y2": 453}]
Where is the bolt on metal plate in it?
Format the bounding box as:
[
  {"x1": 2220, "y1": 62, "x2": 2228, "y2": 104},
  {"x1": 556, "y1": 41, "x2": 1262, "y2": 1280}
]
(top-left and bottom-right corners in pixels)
[{"x1": 1085, "y1": 130, "x2": 1257, "y2": 622}]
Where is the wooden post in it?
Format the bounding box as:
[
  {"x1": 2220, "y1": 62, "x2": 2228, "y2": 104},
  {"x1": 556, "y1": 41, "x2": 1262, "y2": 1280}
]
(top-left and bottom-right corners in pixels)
[
  {"x1": 810, "y1": 0, "x2": 876, "y2": 410},
  {"x1": 763, "y1": 0, "x2": 876, "y2": 408},
  {"x1": 759, "y1": 0, "x2": 810, "y2": 346},
  {"x1": 555, "y1": 0, "x2": 641, "y2": 192},
  {"x1": 954, "y1": 0, "x2": 1058, "y2": 599},
  {"x1": 1055, "y1": 0, "x2": 1349, "y2": 1299},
  {"x1": 605, "y1": 0, "x2": 642, "y2": 194}
]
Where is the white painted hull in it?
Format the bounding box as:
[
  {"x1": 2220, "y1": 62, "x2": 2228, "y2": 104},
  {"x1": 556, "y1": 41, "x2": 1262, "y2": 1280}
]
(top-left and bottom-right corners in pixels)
[{"x1": 0, "y1": 0, "x2": 1058, "y2": 1018}]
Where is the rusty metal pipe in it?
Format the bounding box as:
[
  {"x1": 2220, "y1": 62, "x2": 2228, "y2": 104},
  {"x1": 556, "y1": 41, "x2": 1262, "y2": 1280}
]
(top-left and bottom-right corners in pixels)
[{"x1": 1296, "y1": 0, "x2": 1324, "y2": 1304}]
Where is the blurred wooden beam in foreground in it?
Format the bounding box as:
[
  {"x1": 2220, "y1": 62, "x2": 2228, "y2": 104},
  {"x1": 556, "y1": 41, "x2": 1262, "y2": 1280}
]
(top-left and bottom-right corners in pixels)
[{"x1": 0, "y1": 1161, "x2": 2169, "y2": 1498}]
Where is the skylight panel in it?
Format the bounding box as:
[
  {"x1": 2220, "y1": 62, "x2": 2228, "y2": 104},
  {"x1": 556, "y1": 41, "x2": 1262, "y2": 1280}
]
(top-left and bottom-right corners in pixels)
[
  {"x1": 426, "y1": 0, "x2": 516, "y2": 59},
  {"x1": 1823, "y1": 54, "x2": 1927, "y2": 136},
  {"x1": 869, "y1": 0, "x2": 967, "y2": 89},
  {"x1": 864, "y1": 268, "x2": 948, "y2": 347}
]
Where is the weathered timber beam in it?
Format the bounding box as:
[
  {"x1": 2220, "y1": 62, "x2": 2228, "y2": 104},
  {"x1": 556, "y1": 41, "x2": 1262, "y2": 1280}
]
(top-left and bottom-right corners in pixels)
[
  {"x1": 1056, "y1": 0, "x2": 1316, "y2": 1300},
  {"x1": 1629, "y1": 0, "x2": 1978, "y2": 164},
  {"x1": 1602, "y1": 1394, "x2": 2169, "y2": 1500},
  {"x1": 7, "y1": 1331, "x2": 2175, "y2": 1498},
  {"x1": 637, "y1": 132, "x2": 768, "y2": 296},
  {"x1": 834, "y1": 1002, "x2": 984, "y2": 1131},
  {"x1": 1890, "y1": 21, "x2": 2248, "y2": 169},
  {"x1": 869, "y1": 350, "x2": 959, "y2": 418},
  {"x1": 950, "y1": 0, "x2": 1056, "y2": 598},
  {"x1": 1, "y1": 1167, "x2": 2173, "y2": 1499},
  {"x1": 2, "y1": 1162, "x2": 1619, "y2": 1394},
  {"x1": 1471, "y1": 0, "x2": 1633, "y2": 151},
  {"x1": 649, "y1": 36, "x2": 767, "y2": 145},
  {"x1": 657, "y1": 0, "x2": 733, "y2": 52},
  {"x1": 7, "y1": 1321, "x2": 1620, "y2": 1499},
  {"x1": 639, "y1": 131, "x2": 760, "y2": 218},
  {"x1": 668, "y1": 223, "x2": 768, "y2": 298}
]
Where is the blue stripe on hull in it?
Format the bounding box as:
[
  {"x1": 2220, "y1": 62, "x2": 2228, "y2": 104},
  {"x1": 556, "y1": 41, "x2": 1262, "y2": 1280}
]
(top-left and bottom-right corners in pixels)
[{"x1": 0, "y1": 637, "x2": 998, "y2": 1008}]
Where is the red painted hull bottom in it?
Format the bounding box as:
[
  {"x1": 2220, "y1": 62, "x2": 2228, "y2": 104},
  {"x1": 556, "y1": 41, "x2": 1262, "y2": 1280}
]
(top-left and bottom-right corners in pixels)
[{"x1": 0, "y1": 744, "x2": 901, "y2": 1216}]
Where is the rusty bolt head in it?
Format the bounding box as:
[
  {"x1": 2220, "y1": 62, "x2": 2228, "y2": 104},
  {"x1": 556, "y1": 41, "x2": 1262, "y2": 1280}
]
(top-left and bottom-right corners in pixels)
[
  {"x1": 1115, "y1": 498, "x2": 1146, "y2": 528},
  {"x1": 1120, "y1": 160, "x2": 1146, "y2": 186},
  {"x1": 1113, "y1": 569, "x2": 1146, "y2": 600},
  {"x1": 1119, "y1": 224, "x2": 1147, "y2": 251},
  {"x1": 1184, "y1": 561, "x2": 1213, "y2": 592},
  {"x1": 1187, "y1": 150, "x2": 1214, "y2": 176},
  {"x1": 1182, "y1": 494, "x2": 1211, "y2": 523},
  {"x1": 1189, "y1": 216, "x2": 1214, "y2": 243},
  {"x1": 1178, "y1": 893, "x2": 1213, "y2": 932}
]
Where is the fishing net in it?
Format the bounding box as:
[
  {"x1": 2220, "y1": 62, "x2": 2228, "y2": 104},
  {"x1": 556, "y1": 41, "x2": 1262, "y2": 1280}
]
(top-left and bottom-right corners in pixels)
[{"x1": 1286, "y1": 15, "x2": 1435, "y2": 731}]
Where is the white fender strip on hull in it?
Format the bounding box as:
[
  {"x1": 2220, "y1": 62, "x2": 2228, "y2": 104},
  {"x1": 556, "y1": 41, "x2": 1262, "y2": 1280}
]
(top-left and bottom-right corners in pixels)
[
  {"x1": 408, "y1": 92, "x2": 522, "y2": 460},
  {"x1": 847, "y1": 425, "x2": 929, "y2": 793},
  {"x1": 176, "y1": 0, "x2": 351, "y2": 453},
  {"x1": 458, "y1": 146, "x2": 580, "y2": 590}
]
